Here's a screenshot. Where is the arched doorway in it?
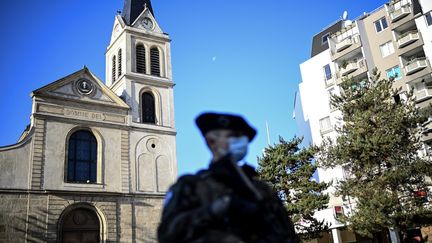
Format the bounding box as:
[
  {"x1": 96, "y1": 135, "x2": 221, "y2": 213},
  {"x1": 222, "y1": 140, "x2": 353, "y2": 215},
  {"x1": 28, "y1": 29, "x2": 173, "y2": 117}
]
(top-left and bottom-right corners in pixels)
[{"x1": 60, "y1": 207, "x2": 100, "y2": 243}]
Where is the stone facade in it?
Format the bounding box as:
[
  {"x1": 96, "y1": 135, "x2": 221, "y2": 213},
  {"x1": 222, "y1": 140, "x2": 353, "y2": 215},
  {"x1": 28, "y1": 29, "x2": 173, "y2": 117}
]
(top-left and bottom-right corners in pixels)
[
  {"x1": 0, "y1": 1, "x2": 177, "y2": 242},
  {"x1": 0, "y1": 192, "x2": 164, "y2": 242}
]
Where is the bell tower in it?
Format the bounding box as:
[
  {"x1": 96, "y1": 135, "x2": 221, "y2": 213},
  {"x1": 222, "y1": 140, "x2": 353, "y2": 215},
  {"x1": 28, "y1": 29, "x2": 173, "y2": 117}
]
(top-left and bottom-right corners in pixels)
[{"x1": 106, "y1": 0, "x2": 177, "y2": 193}]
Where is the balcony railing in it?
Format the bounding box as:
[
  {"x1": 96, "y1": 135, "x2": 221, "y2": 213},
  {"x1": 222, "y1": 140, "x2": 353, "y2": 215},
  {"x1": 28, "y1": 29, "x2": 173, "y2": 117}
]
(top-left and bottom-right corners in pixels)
[
  {"x1": 340, "y1": 59, "x2": 366, "y2": 76},
  {"x1": 405, "y1": 58, "x2": 428, "y2": 75},
  {"x1": 397, "y1": 31, "x2": 419, "y2": 48},
  {"x1": 414, "y1": 88, "x2": 432, "y2": 102},
  {"x1": 335, "y1": 35, "x2": 359, "y2": 53},
  {"x1": 389, "y1": 4, "x2": 411, "y2": 22}
]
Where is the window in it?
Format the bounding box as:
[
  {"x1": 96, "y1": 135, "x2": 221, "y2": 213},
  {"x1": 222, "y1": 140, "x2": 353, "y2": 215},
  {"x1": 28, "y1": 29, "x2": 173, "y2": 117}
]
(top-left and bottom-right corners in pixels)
[
  {"x1": 136, "y1": 44, "x2": 146, "y2": 74},
  {"x1": 118, "y1": 49, "x2": 122, "y2": 77},
  {"x1": 380, "y1": 41, "x2": 394, "y2": 57},
  {"x1": 319, "y1": 116, "x2": 332, "y2": 133},
  {"x1": 375, "y1": 17, "x2": 388, "y2": 33},
  {"x1": 322, "y1": 33, "x2": 331, "y2": 45},
  {"x1": 112, "y1": 56, "x2": 116, "y2": 82},
  {"x1": 386, "y1": 66, "x2": 402, "y2": 80},
  {"x1": 67, "y1": 130, "x2": 97, "y2": 183},
  {"x1": 323, "y1": 64, "x2": 332, "y2": 80},
  {"x1": 426, "y1": 12, "x2": 432, "y2": 26},
  {"x1": 150, "y1": 47, "x2": 161, "y2": 76},
  {"x1": 142, "y1": 92, "x2": 156, "y2": 124}
]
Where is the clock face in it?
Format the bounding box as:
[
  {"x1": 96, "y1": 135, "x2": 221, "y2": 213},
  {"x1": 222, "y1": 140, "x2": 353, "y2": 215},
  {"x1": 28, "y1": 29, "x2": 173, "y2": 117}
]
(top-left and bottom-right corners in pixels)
[{"x1": 141, "y1": 18, "x2": 154, "y2": 30}]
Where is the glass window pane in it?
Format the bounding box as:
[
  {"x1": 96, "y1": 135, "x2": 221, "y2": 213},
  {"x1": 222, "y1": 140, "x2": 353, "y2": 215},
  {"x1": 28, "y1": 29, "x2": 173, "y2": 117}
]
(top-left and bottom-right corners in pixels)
[
  {"x1": 382, "y1": 18, "x2": 388, "y2": 29},
  {"x1": 427, "y1": 12, "x2": 432, "y2": 26},
  {"x1": 76, "y1": 140, "x2": 91, "y2": 160},
  {"x1": 76, "y1": 161, "x2": 90, "y2": 182},
  {"x1": 142, "y1": 92, "x2": 156, "y2": 123},
  {"x1": 394, "y1": 67, "x2": 402, "y2": 79},
  {"x1": 322, "y1": 33, "x2": 330, "y2": 44},
  {"x1": 386, "y1": 69, "x2": 394, "y2": 79},
  {"x1": 389, "y1": 42, "x2": 394, "y2": 54},
  {"x1": 68, "y1": 140, "x2": 75, "y2": 160},
  {"x1": 67, "y1": 160, "x2": 75, "y2": 181},
  {"x1": 375, "y1": 21, "x2": 382, "y2": 32},
  {"x1": 324, "y1": 64, "x2": 332, "y2": 80}
]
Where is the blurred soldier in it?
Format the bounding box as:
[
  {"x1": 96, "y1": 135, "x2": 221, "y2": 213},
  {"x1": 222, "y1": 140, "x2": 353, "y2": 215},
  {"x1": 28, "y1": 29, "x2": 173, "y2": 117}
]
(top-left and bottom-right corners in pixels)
[{"x1": 158, "y1": 112, "x2": 299, "y2": 243}]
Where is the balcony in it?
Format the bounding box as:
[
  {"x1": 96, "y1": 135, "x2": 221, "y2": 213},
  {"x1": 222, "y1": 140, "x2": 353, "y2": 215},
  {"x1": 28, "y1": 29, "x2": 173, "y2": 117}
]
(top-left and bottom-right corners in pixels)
[
  {"x1": 336, "y1": 38, "x2": 353, "y2": 52},
  {"x1": 405, "y1": 58, "x2": 428, "y2": 75},
  {"x1": 414, "y1": 88, "x2": 432, "y2": 102},
  {"x1": 340, "y1": 59, "x2": 366, "y2": 76},
  {"x1": 331, "y1": 35, "x2": 362, "y2": 61},
  {"x1": 389, "y1": 5, "x2": 411, "y2": 22},
  {"x1": 397, "y1": 31, "x2": 419, "y2": 48},
  {"x1": 341, "y1": 62, "x2": 359, "y2": 76}
]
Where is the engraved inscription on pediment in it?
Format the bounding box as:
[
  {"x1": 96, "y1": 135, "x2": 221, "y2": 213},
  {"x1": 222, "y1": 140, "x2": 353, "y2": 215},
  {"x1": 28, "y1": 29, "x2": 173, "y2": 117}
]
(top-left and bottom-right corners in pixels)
[{"x1": 36, "y1": 104, "x2": 126, "y2": 124}]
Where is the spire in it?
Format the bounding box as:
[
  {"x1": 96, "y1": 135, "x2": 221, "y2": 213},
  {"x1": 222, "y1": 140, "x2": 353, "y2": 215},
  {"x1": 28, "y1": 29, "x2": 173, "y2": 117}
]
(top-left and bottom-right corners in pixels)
[{"x1": 122, "y1": 0, "x2": 154, "y2": 26}]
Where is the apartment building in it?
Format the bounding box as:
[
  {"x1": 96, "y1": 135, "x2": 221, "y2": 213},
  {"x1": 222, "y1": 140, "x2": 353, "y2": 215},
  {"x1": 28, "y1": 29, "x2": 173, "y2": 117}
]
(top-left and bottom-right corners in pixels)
[{"x1": 295, "y1": 0, "x2": 432, "y2": 242}]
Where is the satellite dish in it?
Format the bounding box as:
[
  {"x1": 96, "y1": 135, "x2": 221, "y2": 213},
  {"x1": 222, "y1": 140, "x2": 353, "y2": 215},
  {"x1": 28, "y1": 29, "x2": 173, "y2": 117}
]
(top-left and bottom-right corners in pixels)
[{"x1": 343, "y1": 10, "x2": 348, "y2": 20}]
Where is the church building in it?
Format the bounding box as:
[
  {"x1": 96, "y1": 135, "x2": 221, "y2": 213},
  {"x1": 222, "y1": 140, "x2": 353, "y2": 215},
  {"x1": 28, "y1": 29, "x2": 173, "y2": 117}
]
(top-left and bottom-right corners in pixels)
[{"x1": 0, "y1": 0, "x2": 177, "y2": 242}]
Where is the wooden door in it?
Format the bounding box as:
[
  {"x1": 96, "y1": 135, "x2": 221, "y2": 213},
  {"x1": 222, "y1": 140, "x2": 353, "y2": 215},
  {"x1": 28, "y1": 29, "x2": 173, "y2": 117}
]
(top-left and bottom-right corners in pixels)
[{"x1": 61, "y1": 208, "x2": 100, "y2": 243}]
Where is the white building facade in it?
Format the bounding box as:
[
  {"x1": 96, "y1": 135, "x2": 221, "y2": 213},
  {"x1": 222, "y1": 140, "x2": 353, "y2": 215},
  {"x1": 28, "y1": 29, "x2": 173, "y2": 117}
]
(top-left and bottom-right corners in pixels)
[{"x1": 295, "y1": 0, "x2": 432, "y2": 242}]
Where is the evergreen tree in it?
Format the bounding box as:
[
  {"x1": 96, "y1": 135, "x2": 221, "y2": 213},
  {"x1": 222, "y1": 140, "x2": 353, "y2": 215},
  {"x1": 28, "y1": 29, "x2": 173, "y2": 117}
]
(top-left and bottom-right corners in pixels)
[
  {"x1": 319, "y1": 69, "x2": 432, "y2": 238},
  {"x1": 257, "y1": 137, "x2": 329, "y2": 241}
]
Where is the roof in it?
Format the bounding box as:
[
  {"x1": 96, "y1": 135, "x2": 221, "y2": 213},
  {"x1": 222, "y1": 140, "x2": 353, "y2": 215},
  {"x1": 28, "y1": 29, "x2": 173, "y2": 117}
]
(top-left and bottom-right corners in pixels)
[{"x1": 122, "y1": 0, "x2": 154, "y2": 26}]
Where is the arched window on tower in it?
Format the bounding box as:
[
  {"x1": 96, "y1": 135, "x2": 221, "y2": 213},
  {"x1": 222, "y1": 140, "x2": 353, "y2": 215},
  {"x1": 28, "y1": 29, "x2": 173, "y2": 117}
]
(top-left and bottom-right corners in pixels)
[
  {"x1": 150, "y1": 47, "x2": 161, "y2": 77},
  {"x1": 136, "y1": 44, "x2": 146, "y2": 74},
  {"x1": 112, "y1": 55, "x2": 117, "y2": 82},
  {"x1": 66, "y1": 130, "x2": 97, "y2": 183},
  {"x1": 142, "y1": 92, "x2": 156, "y2": 124},
  {"x1": 118, "y1": 49, "x2": 122, "y2": 77}
]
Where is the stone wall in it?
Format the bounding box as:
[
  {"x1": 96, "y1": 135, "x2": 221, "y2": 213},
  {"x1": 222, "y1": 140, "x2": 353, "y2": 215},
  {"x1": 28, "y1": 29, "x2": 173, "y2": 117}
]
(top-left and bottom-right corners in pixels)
[{"x1": 0, "y1": 191, "x2": 164, "y2": 243}]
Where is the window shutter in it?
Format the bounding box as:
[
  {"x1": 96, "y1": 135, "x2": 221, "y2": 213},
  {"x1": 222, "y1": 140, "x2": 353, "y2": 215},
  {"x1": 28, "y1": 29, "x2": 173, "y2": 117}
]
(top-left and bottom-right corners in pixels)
[
  {"x1": 118, "y1": 49, "x2": 122, "y2": 77},
  {"x1": 112, "y1": 56, "x2": 117, "y2": 82},
  {"x1": 136, "y1": 44, "x2": 146, "y2": 74},
  {"x1": 150, "y1": 47, "x2": 161, "y2": 76}
]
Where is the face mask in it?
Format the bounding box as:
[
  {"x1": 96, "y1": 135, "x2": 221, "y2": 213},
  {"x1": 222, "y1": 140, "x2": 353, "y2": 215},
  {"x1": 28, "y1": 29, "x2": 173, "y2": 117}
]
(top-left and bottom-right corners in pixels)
[{"x1": 228, "y1": 136, "x2": 249, "y2": 162}]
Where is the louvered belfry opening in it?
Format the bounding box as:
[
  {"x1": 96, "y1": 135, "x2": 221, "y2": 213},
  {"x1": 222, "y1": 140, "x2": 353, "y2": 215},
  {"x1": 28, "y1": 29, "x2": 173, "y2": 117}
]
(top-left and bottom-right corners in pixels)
[
  {"x1": 136, "y1": 44, "x2": 146, "y2": 74},
  {"x1": 112, "y1": 56, "x2": 117, "y2": 82},
  {"x1": 142, "y1": 92, "x2": 156, "y2": 124},
  {"x1": 118, "y1": 49, "x2": 122, "y2": 77},
  {"x1": 150, "y1": 47, "x2": 161, "y2": 76}
]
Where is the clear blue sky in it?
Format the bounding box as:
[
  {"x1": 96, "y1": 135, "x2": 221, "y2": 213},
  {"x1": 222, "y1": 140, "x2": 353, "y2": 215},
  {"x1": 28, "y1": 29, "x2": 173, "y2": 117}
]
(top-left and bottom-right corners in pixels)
[{"x1": 0, "y1": 0, "x2": 386, "y2": 176}]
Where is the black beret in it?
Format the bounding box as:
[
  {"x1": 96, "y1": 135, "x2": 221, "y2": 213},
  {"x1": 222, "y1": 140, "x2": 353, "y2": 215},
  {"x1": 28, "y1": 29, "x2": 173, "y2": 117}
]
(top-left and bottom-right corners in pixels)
[{"x1": 195, "y1": 112, "x2": 257, "y2": 141}]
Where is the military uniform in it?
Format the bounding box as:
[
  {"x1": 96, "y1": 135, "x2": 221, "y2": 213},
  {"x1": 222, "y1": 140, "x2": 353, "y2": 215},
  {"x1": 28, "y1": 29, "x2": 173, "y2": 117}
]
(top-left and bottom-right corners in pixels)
[
  {"x1": 158, "y1": 155, "x2": 299, "y2": 243},
  {"x1": 158, "y1": 112, "x2": 299, "y2": 243}
]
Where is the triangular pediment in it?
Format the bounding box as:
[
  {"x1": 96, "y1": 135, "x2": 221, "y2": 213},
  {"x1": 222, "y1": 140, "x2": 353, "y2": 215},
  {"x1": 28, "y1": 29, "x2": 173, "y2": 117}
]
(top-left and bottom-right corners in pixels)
[
  {"x1": 32, "y1": 67, "x2": 129, "y2": 109},
  {"x1": 110, "y1": 15, "x2": 126, "y2": 45},
  {"x1": 131, "y1": 7, "x2": 163, "y2": 34}
]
